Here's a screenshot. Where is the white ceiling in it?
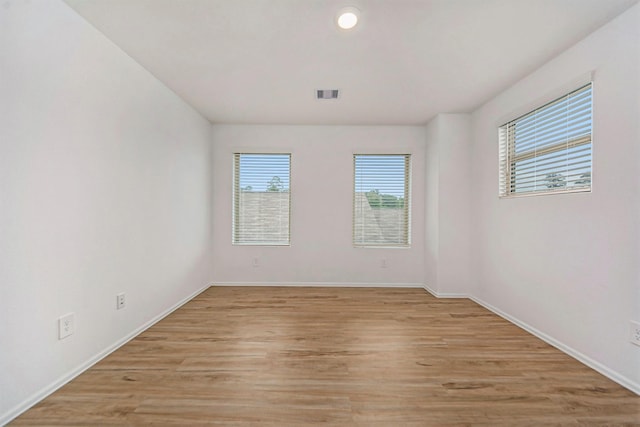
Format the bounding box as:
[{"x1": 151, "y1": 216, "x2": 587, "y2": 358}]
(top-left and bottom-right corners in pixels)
[{"x1": 64, "y1": 0, "x2": 637, "y2": 125}]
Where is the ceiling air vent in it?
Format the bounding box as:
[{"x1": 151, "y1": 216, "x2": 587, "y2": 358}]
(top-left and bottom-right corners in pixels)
[{"x1": 316, "y1": 89, "x2": 339, "y2": 100}]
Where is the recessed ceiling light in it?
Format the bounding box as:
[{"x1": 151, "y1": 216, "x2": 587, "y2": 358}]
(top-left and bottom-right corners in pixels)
[{"x1": 337, "y1": 7, "x2": 359, "y2": 30}]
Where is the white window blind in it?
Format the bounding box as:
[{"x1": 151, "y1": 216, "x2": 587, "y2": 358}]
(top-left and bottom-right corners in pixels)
[
  {"x1": 499, "y1": 83, "x2": 592, "y2": 197},
  {"x1": 353, "y1": 154, "x2": 410, "y2": 247},
  {"x1": 233, "y1": 154, "x2": 290, "y2": 245}
]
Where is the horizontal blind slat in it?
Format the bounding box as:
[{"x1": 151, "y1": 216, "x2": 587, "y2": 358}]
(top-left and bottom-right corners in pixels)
[
  {"x1": 353, "y1": 154, "x2": 410, "y2": 246},
  {"x1": 499, "y1": 83, "x2": 592, "y2": 197},
  {"x1": 233, "y1": 153, "x2": 291, "y2": 244}
]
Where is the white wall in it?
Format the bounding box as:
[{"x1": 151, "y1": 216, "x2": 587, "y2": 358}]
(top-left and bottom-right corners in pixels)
[
  {"x1": 0, "y1": 1, "x2": 213, "y2": 423},
  {"x1": 211, "y1": 125, "x2": 426, "y2": 286},
  {"x1": 425, "y1": 114, "x2": 472, "y2": 296},
  {"x1": 2, "y1": 3, "x2": 637, "y2": 424},
  {"x1": 424, "y1": 119, "x2": 440, "y2": 290},
  {"x1": 470, "y1": 3, "x2": 640, "y2": 392}
]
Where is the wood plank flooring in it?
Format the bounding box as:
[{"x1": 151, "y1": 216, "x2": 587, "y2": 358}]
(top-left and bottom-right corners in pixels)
[{"x1": 12, "y1": 287, "x2": 640, "y2": 426}]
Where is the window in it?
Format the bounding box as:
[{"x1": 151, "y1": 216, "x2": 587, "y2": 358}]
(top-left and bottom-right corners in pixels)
[
  {"x1": 499, "y1": 83, "x2": 592, "y2": 197},
  {"x1": 233, "y1": 153, "x2": 290, "y2": 245},
  {"x1": 353, "y1": 154, "x2": 410, "y2": 247}
]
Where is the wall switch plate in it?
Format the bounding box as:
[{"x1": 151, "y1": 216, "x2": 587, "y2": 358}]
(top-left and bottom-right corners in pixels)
[
  {"x1": 252, "y1": 257, "x2": 259, "y2": 268},
  {"x1": 58, "y1": 313, "x2": 75, "y2": 340},
  {"x1": 380, "y1": 259, "x2": 387, "y2": 268},
  {"x1": 630, "y1": 321, "x2": 640, "y2": 346},
  {"x1": 116, "y1": 293, "x2": 126, "y2": 310}
]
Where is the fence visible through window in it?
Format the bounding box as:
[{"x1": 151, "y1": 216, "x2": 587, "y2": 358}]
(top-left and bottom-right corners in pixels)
[{"x1": 233, "y1": 153, "x2": 291, "y2": 245}]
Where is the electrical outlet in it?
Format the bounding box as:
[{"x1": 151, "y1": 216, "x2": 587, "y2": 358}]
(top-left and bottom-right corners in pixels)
[
  {"x1": 116, "y1": 293, "x2": 126, "y2": 310},
  {"x1": 630, "y1": 321, "x2": 640, "y2": 346},
  {"x1": 252, "y1": 257, "x2": 259, "y2": 268},
  {"x1": 58, "y1": 313, "x2": 75, "y2": 340}
]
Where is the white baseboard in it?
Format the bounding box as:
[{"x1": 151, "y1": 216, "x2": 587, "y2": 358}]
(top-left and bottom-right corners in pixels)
[
  {"x1": 213, "y1": 281, "x2": 425, "y2": 288},
  {"x1": 215, "y1": 282, "x2": 639, "y2": 395},
  {"x1": 469, "y1": 295, "x2": 640, "y2": 396},
  {"x1": 1, "y1": 283, "x2": 211, "y2": 426},
  {"x1": 422, "y1": 283, "x2": 469, "y2": 298},
  {"x1": 4, "y1": 282, "x2": 636, "y2": 426}
]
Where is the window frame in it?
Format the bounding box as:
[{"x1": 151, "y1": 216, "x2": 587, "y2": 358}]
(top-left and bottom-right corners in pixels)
[
  {"x1": 352, "y1": 153, "x2": 411, "y2": 248},
  {"x1": 499, "y1": 82, "x2": 593, "y2": 198},
  {"x1": 232, "y1": 153, "x2": 291, "y2": 246}
]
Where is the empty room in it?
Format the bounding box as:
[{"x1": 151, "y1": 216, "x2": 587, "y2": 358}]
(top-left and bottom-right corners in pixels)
[{"x1": 1, "y1": 0, "x2": 639, "y2": 425}]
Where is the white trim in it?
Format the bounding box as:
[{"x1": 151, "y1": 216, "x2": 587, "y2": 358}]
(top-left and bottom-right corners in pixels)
[
  {"x1": 213, "y1": 282, "x2": 425, "y2": 288},
  {"x1": 470, "y1": 295, "x2": 640, "y2": 396},
  {"x1": 216, "y1": 283, "x2": 640, "y2": 394},
  {"x1": 499, "y1": 186, "x2": 591, "y2": 199},
  {"x1": 4, "y1": 282, "x2": 637, "y2": 425},
  {"x1": 1, "y1": 283, "x2": 212, "y2": 426},
  {"x1": 422, "y1": 284, "x2": 469, "y2": 299}
]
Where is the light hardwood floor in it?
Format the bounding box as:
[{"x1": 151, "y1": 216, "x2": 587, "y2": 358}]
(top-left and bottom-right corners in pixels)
[{"x1": 12, "y1": 287, "x2": 640, "y2": 426}]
